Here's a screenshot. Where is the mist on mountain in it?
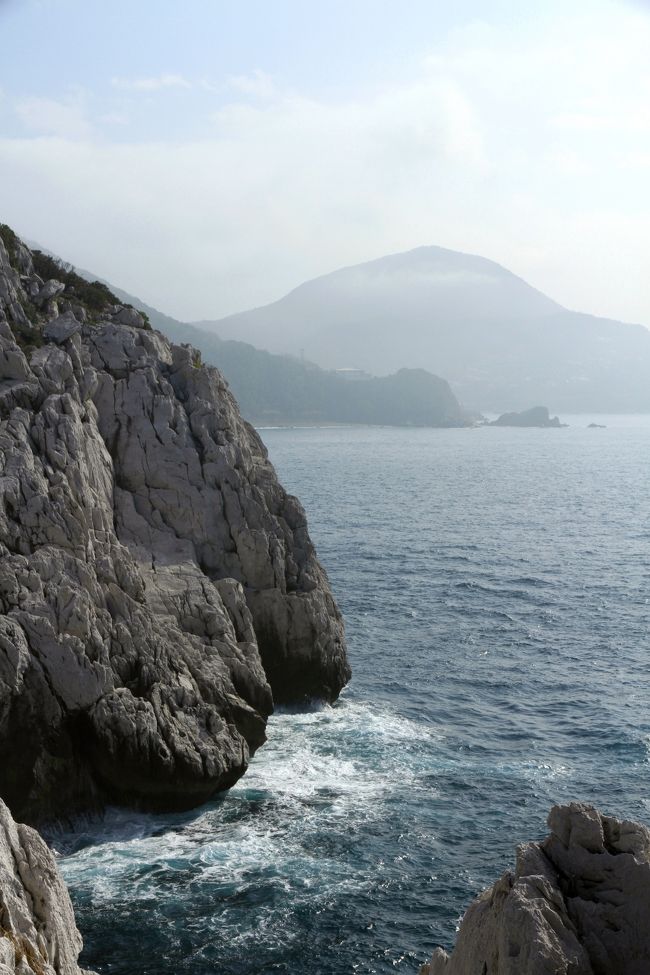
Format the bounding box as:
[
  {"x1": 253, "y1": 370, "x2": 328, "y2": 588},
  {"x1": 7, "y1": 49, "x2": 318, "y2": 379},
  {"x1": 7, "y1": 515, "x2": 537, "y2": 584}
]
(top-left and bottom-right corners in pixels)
[{"x1": 199, "y1": 246, "x2": 650, "y2": 413}]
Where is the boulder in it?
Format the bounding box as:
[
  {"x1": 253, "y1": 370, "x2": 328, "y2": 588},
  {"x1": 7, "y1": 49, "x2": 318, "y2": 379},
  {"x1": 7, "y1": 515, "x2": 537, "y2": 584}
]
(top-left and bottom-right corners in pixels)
[
  {"x1": 111, "y1": 305, "x2": 145, "y2": 328},
  {"x1": 33, "y1": 280, "x2": 65, "y2": 308},
  {"x1": 43, "y1": 313, "x2": 82, "y2": 345}
]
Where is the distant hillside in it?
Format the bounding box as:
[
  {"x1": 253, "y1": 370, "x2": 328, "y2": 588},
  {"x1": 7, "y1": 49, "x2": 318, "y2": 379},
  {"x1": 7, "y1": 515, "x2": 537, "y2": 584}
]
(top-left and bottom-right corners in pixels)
[
  {"x1": 98, "y1": 279, "x2": 466, "y2": 427},
  {"x1": 200, "y1": 246, "x2": 650, "y2": 412}
]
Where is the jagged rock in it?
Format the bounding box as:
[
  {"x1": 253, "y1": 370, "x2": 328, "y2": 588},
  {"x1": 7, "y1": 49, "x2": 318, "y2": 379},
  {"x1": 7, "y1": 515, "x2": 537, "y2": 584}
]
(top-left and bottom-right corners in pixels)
[
  {"x1": 0, "y1": 240, "x2": 31, "y2": 331},
  {"x1": 110, "y1": 305, "x2": 145, "y2": 328},
  {"x1": 33, "y1": 280, "x2": 65, "y2": 308},
  {"x1": 0, "y1": 228, "x2": 350, "y2": 824},
  {"x1": 421, "y1": 803, "x2": 650, "y2": 975},
  {"x1": 0, "y1": 798, "x2": 90, "y2": 975}
]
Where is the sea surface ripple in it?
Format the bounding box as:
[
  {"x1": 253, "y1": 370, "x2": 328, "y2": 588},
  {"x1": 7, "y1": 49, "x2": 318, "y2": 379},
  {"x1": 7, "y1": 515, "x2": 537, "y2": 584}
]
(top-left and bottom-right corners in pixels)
[{"x1": 57, "y1": 417, "x2": 650, "y2": 974}]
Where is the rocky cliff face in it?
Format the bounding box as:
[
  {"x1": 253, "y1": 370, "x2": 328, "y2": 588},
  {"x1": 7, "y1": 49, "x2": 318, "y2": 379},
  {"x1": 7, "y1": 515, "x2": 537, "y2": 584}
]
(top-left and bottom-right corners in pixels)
[
  {"x1": 0, "y1": 226, "x2": 349, "y2": 825},
  {"x1": 0, "y1": 798, "x2": 90, "y2": 975},
  {"x1": 422, "y1": 803, "x2": 650, "y2": 975}
]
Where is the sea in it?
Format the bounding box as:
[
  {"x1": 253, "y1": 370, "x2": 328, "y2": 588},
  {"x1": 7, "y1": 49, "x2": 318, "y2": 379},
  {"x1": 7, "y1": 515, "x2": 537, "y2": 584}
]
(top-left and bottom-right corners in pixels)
[{"x1": 56, "y1": 417, "x2": 650, "y2": 974}]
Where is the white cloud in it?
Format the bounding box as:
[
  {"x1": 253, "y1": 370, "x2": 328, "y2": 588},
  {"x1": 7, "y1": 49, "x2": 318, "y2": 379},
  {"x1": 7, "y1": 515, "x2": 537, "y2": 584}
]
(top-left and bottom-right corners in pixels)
[
  {"x1": 547, "y1": 149, "x2": 592, "y2": 176},
  {"x1": 227, "y1": 70, "x2": 277, "y2": 100},
  {"x1": 550, "y1": 109, "x2": 650, "y2": 133},
  {"x1": 100, "y1": 111, "x2": 129, "y2": 126},
  {"x1": 15, "y1": 93, "x2": 91, "y2": 138},
  {"x1": 111, "y1": 74, "x2": 191, "y2": 92},
  {"x1": 620, "y1": 151, "x2": 650, "y2": 169}
]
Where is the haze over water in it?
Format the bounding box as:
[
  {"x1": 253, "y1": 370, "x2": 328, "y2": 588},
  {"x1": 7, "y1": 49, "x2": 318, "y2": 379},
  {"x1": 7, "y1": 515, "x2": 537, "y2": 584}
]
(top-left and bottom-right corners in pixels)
[{"x1": 58, "y1": 418, "x2": 650, "y2": 974}]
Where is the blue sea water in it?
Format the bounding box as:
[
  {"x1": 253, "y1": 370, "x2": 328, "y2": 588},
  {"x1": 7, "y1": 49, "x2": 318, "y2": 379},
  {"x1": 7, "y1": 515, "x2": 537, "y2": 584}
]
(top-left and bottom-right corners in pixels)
[{"x1": 57, "y1": 417, "x2": 650, "y2": 974}]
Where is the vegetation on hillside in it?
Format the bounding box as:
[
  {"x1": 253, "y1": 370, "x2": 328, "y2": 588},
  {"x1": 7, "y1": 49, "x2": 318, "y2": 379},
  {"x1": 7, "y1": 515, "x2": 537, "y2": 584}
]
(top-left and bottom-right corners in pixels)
[
  {"x1": 0, "y1": 224, "x2": 20, "y2": 266},
  {"x1": 153, "y1": 317, "x2": 466, "y2": 427},
  {"x1": 0, "y1": 224, "x2": 151, "y2": 339}
]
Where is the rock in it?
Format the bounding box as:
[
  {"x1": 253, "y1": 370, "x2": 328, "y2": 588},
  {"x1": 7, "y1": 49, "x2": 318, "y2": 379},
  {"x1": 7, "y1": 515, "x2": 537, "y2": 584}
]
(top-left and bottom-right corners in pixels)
[
  {"x1": 33, "y1": 280, "x2": 65, "y2": 308},
  {"x1": 490, "y1": 406, "x2": 566, "y2": 428},
  {"x1": 43, "y1": 313, "x2": 82, "y2": 345},
  {"x1": 420, "y1": 802, "x2": 650, "y2": 975},
  {"x1": 0, "y1": 227, "x2": 350, "y2": 825},
  {"x1": 0, "y1": 797, "x2": 89, "y2": 975},
  {"x1": 111, "y1": 305, "x2": 145, "y2": 328},
  {"x1": 0, "y1": 238, "x2": 31, "y2": 331}
]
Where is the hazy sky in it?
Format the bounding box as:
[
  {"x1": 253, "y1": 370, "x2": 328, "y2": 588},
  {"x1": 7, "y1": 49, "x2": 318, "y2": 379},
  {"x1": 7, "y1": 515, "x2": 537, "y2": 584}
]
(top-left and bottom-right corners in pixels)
[{"x1": 1, "y1": 0, "x2": 649, "y2": 324}]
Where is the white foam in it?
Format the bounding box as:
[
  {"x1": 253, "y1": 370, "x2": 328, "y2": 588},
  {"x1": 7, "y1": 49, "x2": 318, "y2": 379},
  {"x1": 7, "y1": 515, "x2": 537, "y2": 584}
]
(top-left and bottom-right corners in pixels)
[{"x1": 59, "y1": 697, "x2": 439, "y2": 909}]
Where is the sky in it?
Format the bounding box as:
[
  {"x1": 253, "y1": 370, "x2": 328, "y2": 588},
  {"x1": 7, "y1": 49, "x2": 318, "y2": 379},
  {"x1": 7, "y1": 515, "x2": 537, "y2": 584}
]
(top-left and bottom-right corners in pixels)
[{"x1": 0, "y1": 0, "x2": 649, "y2": 324}]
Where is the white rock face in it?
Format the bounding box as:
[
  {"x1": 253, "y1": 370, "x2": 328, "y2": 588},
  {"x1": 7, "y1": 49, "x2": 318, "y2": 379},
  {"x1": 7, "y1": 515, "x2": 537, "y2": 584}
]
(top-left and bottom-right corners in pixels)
[
  {"x1": 421, "y1": 803, "x2": 650, "y2": 975},
  {"x1": 0, "y1": 229, "x2": 349, "y2": 824},
  {"x1": 0, "y1": 798, "x2": 88, "y2": 975}
]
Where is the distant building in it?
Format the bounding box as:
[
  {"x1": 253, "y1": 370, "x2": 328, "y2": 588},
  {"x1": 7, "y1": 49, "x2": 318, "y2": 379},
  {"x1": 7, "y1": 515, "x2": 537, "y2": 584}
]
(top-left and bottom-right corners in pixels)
[{"x1": 334, "y1": 367, "x2": 373, "y2": 381}]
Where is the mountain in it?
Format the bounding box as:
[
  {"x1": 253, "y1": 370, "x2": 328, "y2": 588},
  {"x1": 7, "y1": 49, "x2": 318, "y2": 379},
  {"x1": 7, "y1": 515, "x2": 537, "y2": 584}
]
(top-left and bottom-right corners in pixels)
[
  {"x1": 200, "y1": 246, "x2": 650, "y2": 412},
  {"x1": 0, "y1": 223, "x2": 349, "y2": 824},
  {"x1": 83, "y1": 275, "x2": 467, "y2": 427}
]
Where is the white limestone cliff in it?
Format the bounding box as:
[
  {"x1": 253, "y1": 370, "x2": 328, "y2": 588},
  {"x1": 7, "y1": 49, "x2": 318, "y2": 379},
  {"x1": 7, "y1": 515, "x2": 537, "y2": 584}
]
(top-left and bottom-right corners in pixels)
[{"x1": 0, "y1": 226, "x2": 349, "y2": 825}]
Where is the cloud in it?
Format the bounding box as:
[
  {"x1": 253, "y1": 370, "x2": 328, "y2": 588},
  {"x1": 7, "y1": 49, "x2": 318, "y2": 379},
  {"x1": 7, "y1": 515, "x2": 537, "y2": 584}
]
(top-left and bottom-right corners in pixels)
[
  {"x1": 550, "y1": 108, "x2": 650, "y2": 133},
  {"x1": 620, "y1": 151, "x2": 650, "y2": 169},
  {"x1": 227, "y1": 70, "x2": 277, "y2": 100},
  {"x1": 14, "y1": 93, "x2": 91, "y2": 138},
  {"x1": 1, "y1": 2, "x2": 649, "y2": 330},
  {"x1": 100, "y1": 111, "x2": 129, "y2": 126},
  {"x1": 111, "y1": 74, "x2": 191, "y2": 92}
]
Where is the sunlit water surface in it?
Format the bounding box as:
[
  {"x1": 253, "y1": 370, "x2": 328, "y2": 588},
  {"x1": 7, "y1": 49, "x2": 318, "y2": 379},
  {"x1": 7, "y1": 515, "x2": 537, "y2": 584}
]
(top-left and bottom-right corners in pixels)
[{"x1": 56, "y1": 416, "x2": 650, "y2": 974}]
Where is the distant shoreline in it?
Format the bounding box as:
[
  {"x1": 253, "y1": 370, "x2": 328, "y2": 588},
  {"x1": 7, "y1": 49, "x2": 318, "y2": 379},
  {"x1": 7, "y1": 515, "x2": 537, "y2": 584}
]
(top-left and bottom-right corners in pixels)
[{"x1": 256, "y1": 413, "x2": 650, "y2": 432}]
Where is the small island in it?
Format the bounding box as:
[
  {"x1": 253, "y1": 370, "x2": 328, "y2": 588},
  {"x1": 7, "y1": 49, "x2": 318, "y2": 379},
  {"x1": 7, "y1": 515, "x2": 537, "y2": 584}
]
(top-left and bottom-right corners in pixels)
[{"x1": 490, "y1": 405, "x2": 566, "y2": 428}]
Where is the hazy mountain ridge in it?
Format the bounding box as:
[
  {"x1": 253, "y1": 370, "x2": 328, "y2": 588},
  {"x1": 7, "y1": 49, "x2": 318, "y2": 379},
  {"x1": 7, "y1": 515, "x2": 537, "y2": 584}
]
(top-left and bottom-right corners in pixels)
[
  {"x1": 201, "y1": 245, "x2": 650, "y2": 413},
  {"x1": 83, "y1": 273, "x2": 467, "y2": 427}
]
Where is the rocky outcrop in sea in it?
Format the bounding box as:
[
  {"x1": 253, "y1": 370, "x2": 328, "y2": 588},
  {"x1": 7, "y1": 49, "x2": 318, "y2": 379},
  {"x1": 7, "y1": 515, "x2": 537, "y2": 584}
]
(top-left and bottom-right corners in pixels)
[
  {"x1": 490, "y1": 406, "x2": 565, "y2": 428},
  {"x1": 421, "y1": 802, "x2": 650, "y2": 975},
  {"x1": 0, "y1": 225, "x2": 350, "y2": 826}
]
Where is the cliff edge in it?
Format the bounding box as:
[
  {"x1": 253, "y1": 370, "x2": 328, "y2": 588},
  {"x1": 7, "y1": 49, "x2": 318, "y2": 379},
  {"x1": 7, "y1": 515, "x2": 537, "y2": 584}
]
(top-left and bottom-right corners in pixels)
[
  {"x1": 0, "y1": 225, "x2": 350, "y2": 825},
  {"x1": 421, "y1": 802, "x2": 650, "y2": 975}
]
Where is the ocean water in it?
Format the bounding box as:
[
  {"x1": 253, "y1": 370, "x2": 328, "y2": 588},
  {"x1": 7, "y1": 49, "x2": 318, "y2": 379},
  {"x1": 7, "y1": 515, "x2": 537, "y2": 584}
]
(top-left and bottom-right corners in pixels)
[{"x1": 57, "y1": 417, "x2": 650, "y2": 974}]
